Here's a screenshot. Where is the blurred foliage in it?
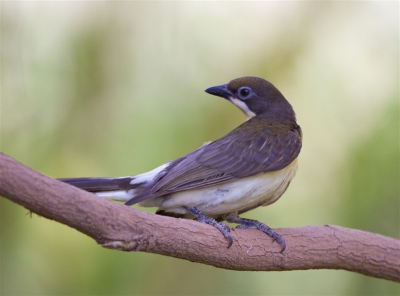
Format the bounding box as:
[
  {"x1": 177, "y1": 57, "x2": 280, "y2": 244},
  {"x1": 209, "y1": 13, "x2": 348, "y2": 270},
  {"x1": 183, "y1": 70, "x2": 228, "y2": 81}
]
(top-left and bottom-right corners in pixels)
[
  {"x1": 339, "y1": 102, "x2": 399, "y2": 295},
  {"x1": 1, "y1": 1, "x2": 399, "y2": 295},
  {"x1": 343, "y1": 101, "x2": 399, "y2": 238}
]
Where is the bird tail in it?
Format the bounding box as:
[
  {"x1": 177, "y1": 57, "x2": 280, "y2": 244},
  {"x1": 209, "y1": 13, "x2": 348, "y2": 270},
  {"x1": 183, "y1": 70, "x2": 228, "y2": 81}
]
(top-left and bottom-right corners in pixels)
[{"x1": 58, "y1": 177, "x2": 134, "y2": 202}]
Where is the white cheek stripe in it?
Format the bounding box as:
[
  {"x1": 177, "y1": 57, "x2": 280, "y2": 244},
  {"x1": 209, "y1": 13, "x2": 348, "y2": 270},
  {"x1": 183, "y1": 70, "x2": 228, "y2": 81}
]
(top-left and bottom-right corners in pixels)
[{"x1": 229, "y1": 97, "x2": 256, "y2": 120}]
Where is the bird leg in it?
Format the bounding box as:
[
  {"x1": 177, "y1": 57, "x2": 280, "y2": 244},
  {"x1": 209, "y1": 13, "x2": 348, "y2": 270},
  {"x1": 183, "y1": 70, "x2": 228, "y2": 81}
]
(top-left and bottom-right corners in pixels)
[
  {"x1": 188, "y1": 207, "x2": 233, "y2": 248},
  {"x1": 223, "y1": 212, "x2": 286, "y2": 252}
]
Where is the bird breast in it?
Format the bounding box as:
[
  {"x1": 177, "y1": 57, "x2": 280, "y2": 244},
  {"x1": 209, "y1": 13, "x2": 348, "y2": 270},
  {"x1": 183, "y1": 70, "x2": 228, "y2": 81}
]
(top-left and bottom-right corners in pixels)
[{"x1": 143, "y1": 158, "x2": 298, "y2": 216}]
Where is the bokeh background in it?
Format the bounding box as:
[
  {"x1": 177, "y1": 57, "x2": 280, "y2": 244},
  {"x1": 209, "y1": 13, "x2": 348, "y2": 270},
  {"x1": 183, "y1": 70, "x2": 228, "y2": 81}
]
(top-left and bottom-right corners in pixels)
[{"x1": 1, "y1": 1, "x2": 399, "y2": 295}]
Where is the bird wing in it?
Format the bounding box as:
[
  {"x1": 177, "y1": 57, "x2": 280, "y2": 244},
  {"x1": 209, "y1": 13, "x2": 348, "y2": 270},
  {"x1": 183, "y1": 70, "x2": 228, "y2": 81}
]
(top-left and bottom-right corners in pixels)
[{"x1": 151, "y1": 119, "x2": 302, "y2": 194}]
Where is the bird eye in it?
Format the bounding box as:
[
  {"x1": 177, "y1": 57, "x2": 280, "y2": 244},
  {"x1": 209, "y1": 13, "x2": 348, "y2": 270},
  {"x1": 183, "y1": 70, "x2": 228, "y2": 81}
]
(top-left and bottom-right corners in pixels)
[{"x1": 238, "y1": 87, "x2": 251, "y2": 99}]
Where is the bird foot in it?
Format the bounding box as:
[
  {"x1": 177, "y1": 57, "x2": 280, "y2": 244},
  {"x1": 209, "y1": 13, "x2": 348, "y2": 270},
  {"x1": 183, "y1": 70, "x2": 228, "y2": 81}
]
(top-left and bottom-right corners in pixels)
[
  {"x1": 188, "y1": 207, "x2": 233, "y2": 248},
  {"x1": 225, "y1": 213, "x2": 286, "y2": 252}
]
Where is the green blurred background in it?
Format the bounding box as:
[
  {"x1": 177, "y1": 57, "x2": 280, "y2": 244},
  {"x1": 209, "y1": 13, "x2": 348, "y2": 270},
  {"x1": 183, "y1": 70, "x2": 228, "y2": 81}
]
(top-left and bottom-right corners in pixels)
[{"x1": 1, "y1": 1, "x2": 399, "y2": 295}]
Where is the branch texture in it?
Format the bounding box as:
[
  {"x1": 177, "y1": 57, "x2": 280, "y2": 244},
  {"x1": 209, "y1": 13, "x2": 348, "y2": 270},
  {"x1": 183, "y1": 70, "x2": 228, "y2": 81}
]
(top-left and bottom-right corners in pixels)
[{"x1": 1, "y1": 152, "x2": 399, "y2": 282}]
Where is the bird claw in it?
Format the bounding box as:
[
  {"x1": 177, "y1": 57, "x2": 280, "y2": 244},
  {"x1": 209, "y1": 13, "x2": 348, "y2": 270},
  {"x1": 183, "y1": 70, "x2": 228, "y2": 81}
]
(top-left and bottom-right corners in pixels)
[
  {"x1": 188, "y1": 207, "x2": 234, "y2": 248},
  {"x1": 188, "y1": 208, "x2": 285, "y2": 251},
  {"x1": 225, "y1": 214, "x2": 286, "y2": 252}
]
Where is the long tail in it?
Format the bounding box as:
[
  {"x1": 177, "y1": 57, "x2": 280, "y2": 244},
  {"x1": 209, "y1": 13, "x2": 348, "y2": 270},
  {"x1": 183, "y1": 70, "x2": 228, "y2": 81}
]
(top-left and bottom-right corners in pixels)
[
  {"x1": 58, "y1": 163, "x2": 171, "y2": 204},
  {"x1": 58, "y1": 177, "x2": 134, "y2": 201}
]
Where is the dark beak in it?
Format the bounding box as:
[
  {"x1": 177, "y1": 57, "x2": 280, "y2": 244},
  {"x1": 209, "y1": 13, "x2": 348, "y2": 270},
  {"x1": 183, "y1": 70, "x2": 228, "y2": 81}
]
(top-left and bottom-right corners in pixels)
[{"x1": 205, "y1": 84, "x2": 232, "y2": 99}]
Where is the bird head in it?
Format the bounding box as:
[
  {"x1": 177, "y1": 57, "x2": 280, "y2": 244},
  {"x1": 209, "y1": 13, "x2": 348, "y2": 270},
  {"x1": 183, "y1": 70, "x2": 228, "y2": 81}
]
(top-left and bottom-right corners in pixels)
[{"x1": 205, "y1": 76, "x2": 295, "y2": 122}]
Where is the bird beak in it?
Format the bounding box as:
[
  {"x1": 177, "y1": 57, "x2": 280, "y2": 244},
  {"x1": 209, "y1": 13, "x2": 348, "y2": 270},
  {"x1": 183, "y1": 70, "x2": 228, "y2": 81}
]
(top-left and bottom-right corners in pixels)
[{"x1": 205, "y1": 84, "x2": 232, "y2": 100}]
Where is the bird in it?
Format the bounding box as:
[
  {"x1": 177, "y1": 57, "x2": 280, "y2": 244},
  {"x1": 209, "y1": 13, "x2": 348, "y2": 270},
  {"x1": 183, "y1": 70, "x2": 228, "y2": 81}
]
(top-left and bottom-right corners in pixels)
[{"x1": 59, "y1": 76, "x2": 302, "y2": 252}]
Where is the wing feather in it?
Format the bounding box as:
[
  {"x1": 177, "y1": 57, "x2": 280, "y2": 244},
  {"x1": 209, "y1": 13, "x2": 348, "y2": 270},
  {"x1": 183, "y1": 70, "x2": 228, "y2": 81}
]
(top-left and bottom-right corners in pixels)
[{"x1": 151, "y1": 119, "x2": 302, "y2": 194}]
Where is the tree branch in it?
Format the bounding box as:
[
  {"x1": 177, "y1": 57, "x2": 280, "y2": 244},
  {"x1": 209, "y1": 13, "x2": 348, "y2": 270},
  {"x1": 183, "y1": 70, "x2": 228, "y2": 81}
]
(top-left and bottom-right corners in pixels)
[{"x1": 1, "y1": 152, "x2": 399, "y2": 282}]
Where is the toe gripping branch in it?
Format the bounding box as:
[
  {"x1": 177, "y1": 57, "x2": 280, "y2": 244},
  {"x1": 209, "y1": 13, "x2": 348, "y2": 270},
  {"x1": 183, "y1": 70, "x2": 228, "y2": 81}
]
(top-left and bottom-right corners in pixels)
[
  {"x1": 188, "y1": 208, "x2": 286, "y2": 252},
  {"x1": 225, "y1": 212, "x2": 286, "y2": 252},
  {"x1": 188, "y1": 207, "x2": 233, "y2": 248}
]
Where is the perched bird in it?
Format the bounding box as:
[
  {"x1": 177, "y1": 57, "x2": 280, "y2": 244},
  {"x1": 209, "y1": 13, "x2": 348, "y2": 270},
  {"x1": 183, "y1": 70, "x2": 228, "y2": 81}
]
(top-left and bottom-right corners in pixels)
[{"x1": 59, "y1": 77, "x2": 302, "y2": 251}]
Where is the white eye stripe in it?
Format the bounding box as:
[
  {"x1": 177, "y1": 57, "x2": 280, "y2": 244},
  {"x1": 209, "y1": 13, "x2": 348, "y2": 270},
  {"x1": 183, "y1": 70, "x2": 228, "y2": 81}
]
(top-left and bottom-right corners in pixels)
[{"x1": 229, "y1": 97, "x2": 256, "y2": 120}]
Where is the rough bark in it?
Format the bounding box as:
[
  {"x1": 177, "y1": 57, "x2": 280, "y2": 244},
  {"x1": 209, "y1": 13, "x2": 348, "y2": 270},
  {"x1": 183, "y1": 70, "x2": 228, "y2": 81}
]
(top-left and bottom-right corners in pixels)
[{"x1": 1, "y1": 152, "x2": 399, "y2": 282}]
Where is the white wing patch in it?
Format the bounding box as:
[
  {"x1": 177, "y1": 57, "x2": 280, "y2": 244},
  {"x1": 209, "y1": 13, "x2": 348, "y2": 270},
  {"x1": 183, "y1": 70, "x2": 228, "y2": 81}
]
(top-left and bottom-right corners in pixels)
[
  {"x1": 130, "y1": 162, "x2": 170, "y2": 185},
  {"x1": 96, "y1": 190, "x2": 132, "y2": 201}
]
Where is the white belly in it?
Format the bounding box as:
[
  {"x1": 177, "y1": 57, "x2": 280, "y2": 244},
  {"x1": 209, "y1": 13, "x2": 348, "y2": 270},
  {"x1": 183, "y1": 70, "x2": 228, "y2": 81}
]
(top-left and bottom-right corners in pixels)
[{"x1": 140, "y1": 158, "x2": 298, "y2": 216}]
